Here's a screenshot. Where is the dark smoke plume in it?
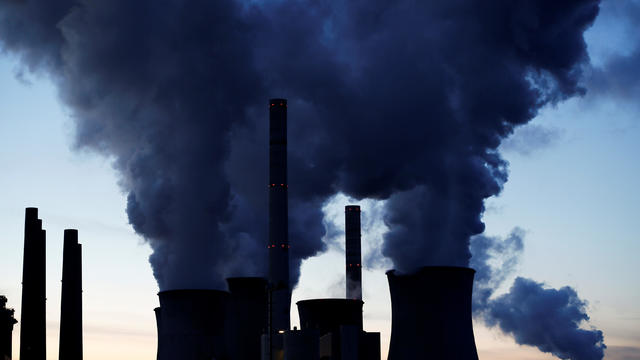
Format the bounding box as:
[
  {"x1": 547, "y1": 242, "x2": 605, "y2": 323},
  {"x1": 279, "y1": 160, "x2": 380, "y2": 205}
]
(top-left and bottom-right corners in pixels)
[
  {"x1": 1, "y1": 0, "x2": 599, "y2": 290},
  {"x1": 471, "y1": 230, "x2": 606, "y2": 359}
]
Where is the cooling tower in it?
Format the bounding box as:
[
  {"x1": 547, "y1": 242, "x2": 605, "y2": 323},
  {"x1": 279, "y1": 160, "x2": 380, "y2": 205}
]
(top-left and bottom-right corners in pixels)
[
  {"x1": 1, "y1": 296, "x2": 17, "y2": 360},
  {"x1": 59, "y1": 229, "x2": 83, "y2": 360},
  {"x1": 386, "y1": 266, "x2": 479, "y2": 360},
  {"x1": 227, "y1": 277, "x2": 268, "y2": 360},
  {"x1": 345, "y1": 205, "x2": 362, "y2": 300},
  {"x1": 155, "y1": 290, "x2": 232, "y2": 360},
  {"x1": 20, "y1": 207, "x2": 46, "y2": 360}
]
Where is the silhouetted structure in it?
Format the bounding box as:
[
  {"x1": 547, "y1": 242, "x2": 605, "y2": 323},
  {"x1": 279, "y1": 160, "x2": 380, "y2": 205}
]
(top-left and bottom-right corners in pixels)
[
  {"x1": 268, "y1": 98, "x2": 291, "y2": 357},
  {"x1": 155, "y1": 290, "x2": 232, "y2": 360},
  {"x1": 59, "y1": 229, "x2": 83, "y2": 360},
  {"x1": 283, "y1": 328, "x2": 320, "y2": 360},
  {"x1": 20, "y1": 207, "x2": 46, "y2": 360},
  {"x1": 298, "y1": 299, "x2": 363, "y2": 335},
  {"x1": 345, "y1": 205, "x2": 362, "y2": 300},
  {"x1": 298, "y1": 299, "x2": 361, "y2": 360},
  {"x1": 296, "y1": 299, "x2": 379, "y2": 360},
  {"x1": 386, "y1": 266, "x2": 479, "y2": 360},
  {"x1": 227, "y1": 277, "x2": 268, "y2": 360},
  {"x1": 1, "y1": 296, "x2": 17, "y2": 360}
]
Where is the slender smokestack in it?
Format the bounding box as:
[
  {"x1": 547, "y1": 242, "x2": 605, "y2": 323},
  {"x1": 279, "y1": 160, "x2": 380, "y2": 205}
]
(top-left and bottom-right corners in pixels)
[
  {"x1": 345, "y1": 205, "x2": 362, "y2": 300},
  {"x1": 386, "y1": 266, "x2": 479, "y2": 360},
  {"x1": 268, "y1": 99, "x2": 290, "y2": 340},
  {"x1": 20, "y1": 207, "x2": 46, "y2": 360},
  {"x1": 59, "y1": 229, "x2": 83, "y2": 360},
  {"x1": 1, "y1": 296, "x2": 18, "y2": 360}
]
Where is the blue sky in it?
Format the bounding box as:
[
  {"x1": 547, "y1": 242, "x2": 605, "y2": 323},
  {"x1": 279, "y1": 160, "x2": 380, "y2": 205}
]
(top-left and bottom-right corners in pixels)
[{"x1": 1, "y1": 1, "x2": 639, "y2": 359}]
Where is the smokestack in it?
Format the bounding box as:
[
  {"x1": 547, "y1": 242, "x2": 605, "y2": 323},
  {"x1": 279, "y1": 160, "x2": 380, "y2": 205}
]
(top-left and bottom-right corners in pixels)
[
  {"x1": 155, "y1": 290, "x2": 232, "y2": 360},
  {"x1": 59, "y1": 229, "x2": 83, "y2": 360},
  {"x1": 345, "y1": 205, "x2": 362, "y2": 301},
  {"x1": 386, "y1": 266, "x2": 479, "y2": 360},
  {"x1": 227, "y1": 277, "x2": 268, "y2": 360},
  {"x1": 20, "y1": 207, "x2": 46, "y2": 360},
  {"x1": 1, "y1": 296, "x2": 18, "y2": 360},
  {"x1": 268, "y1": 99, "x2": 290, "y2": 345}
]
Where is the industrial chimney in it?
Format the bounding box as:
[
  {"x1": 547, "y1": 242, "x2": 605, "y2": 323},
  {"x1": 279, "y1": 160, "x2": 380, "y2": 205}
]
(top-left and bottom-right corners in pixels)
[
  {"x1": 155, "y1": 290, "x2": 232, "y2": 360},
  {"x1": 386, "y1": 266, "x2": 479, "y2": 360},
  {"x1": 268, "y1": 98, "x2": 291, "y2": 354},
  {"x1": 345, "y1": 205, "x2": 362, "y2": 301},
  {"x1": 59, "y1": 229, "x2": 83, "y2": 360},
  {"x1": 20, "y1": 207, "x2": 46, "y2": 360},
  {"x1": 1, "y1": 296, "x2": 17, "y2": 360}
]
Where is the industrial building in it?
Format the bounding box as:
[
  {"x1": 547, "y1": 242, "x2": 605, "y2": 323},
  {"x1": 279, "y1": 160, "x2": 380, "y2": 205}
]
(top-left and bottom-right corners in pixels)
[
  {"x1": 152, "y1": 99, "x2": 480, "y2": 359},
  {"x1": 0, "y1": 296, "x2": 17, "y2": 360}
]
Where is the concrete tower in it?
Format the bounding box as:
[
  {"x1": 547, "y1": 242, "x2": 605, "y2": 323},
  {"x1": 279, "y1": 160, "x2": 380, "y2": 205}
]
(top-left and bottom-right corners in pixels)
[
  {"x1": 59, "y1": 229, "x2": 83, "y2": 360},
  {"x1": 20, "y1": 207, "x2": 46, "y2": 360},
  {"x1": 345, "y1": 205, "x2": 362, "y2": 300},
  {"x1": 268, "y1": 98, "x2": 291, "y2": 354},
  {"x1": 386, "y1": 266, "x2": 479, "y2": 360}
]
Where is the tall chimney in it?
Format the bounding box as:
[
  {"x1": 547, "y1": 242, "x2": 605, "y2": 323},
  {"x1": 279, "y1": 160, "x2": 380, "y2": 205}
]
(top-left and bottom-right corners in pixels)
[
  {"x1": 1, "y1": 296, "x2": 18, "y2": 360},
  {"x1": 345, "y1": 206, "x2": 362, "y2": 300},
  {"x1": 20, "y1": 207, "x2": 46, "y2": 360},
  {"x1": 268, "y1": 99, "x2": 290, "y2": 343},
  {"x1": 386, "y1": 266, "x2": 479, "y2": 360},
  {"x1": 59, "y1": 229, "x2": 83, "y2": 360}
]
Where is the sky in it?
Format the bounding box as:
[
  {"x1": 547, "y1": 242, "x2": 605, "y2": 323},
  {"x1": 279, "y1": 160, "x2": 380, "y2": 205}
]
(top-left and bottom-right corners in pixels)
[{"x1": 0, "y1": 1, "x2": 639, "y2": 359}]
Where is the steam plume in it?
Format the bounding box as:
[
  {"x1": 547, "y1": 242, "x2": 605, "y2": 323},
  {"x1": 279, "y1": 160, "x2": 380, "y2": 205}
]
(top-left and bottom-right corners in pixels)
[
  {"x1": 586, "y1": 0, "x2": 640, "y2": 102},
  {"x1": 471, "y1": 230, "x2": 606, "y2": 359},
  {"x1": 0, "y1": 0, "x2": 599, "y2": 291}
]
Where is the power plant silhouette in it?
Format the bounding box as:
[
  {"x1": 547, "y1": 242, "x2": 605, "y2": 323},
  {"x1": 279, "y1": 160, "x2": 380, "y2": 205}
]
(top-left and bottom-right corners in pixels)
[
  {"x1": 1, "y1": 99, "x2": 480, "y2": 360},
  {"x1": 151, "y1": 99, "x2": 480, "y2": 360}
]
